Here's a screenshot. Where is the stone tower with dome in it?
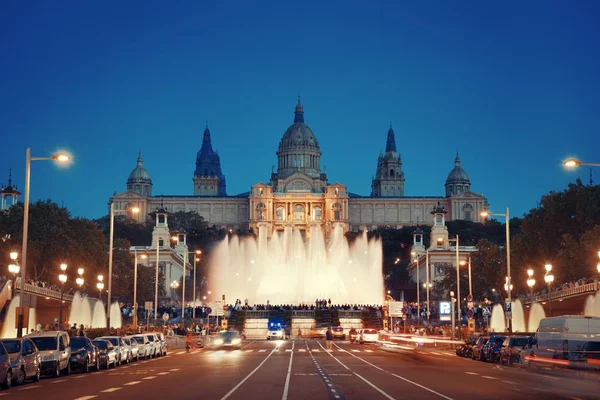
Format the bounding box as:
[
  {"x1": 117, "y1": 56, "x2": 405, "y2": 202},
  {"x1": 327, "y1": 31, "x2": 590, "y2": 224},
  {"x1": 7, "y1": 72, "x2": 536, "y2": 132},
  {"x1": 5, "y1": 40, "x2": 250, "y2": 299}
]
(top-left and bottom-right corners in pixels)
[
  {"x1": 109, "y1": 98, "x2": 487, "y2": 234},
  {"x1": 127, "y1": 153, "x2": 152, "y2": 197}
]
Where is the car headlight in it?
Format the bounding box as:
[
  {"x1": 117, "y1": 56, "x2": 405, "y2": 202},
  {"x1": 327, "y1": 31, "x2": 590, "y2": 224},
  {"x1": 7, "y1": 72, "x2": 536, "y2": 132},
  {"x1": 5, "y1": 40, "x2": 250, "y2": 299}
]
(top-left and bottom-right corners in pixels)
[
  {"x1": 232, "y1": 338, "x2": 241, "y2": 345},
  {"x1": 214, "y1": 339, "x2": 223, "y2": 345}
]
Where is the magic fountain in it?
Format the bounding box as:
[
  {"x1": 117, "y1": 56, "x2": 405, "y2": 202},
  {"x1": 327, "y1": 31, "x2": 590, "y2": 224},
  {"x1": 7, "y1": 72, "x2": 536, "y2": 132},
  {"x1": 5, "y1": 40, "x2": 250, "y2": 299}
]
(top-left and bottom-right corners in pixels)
[{"x1": 210, "y1": 224, "x2": 383, "y2": 305}]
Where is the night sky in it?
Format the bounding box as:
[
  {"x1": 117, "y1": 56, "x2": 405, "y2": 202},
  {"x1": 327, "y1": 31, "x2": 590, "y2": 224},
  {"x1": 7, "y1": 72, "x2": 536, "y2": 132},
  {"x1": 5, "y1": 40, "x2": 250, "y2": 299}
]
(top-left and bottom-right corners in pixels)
[{"x1": 1, "y1": 1, "x2": 599, "y2": 219}]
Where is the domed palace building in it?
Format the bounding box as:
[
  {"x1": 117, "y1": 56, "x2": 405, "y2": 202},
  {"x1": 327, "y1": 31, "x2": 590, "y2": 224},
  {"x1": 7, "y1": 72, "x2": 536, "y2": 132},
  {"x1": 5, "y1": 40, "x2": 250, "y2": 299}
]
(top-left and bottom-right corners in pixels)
[{"x1": 110, "y1": 99, "x2": 488, "y2": 237}]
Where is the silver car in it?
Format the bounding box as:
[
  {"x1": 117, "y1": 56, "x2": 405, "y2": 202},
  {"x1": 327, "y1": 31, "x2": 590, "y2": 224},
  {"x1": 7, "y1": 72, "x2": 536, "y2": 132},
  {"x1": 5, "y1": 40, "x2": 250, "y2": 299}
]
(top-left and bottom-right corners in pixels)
[
  {"x1": 122, "y1": 337, "x2": 140, "y2": 361},
  {"x1": 96, "y1": 336, "x2": 130, "y2": 365},
  {"x1": 0, "y1": 338, "x2": 40, "y2": 385},
  {"x1": 131, "y1": 335, "x2": 152, "y2": 359},
  {"x1": 25, "y1": 331, "x2": 71, "y2": 377}
]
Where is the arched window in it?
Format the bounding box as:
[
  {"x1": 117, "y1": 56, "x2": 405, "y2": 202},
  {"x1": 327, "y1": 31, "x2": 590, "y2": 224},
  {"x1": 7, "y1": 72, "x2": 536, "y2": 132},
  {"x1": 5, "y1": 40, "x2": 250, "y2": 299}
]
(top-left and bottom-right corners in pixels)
[
  {"x1": 256, "y1": 203, "x2": 266, "y2": 220},
  {"x1": 390, "y1": 169, "x2": 394, "y2": 177},
  {"x1": 463, "y1": 203, "x2": 473, "y2": 221},
  {"x1": 332, "y1": 203, "x2": 342, "y2": 221},
  {"x1": 293, "y1": 205, "x2": 305, "y2": 222},
  {"x1": 312, "y1": 206, "x2": 322, "y2": 221},
  {"x1": 276, "y1": 206, "x2": 285, "y2": 221}
]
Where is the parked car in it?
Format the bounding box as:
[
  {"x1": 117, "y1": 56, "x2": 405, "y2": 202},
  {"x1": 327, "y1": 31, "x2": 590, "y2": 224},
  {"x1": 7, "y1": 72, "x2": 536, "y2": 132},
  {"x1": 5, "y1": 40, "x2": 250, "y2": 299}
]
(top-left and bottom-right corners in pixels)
[
  {"x1": 155, "y1": 332, "x2": 168, "y2": 356},
  {"x1": 500, "y1": 336, "x2": 534, "y2": 365},
  {"x1": 485, "y1": 335, "x2": 507, "y2": 363},
  {"x1": 69, "y1": 336, "x2": 99, "y2": 372},
  {"x1": 144, "y1": 334, "x2": 160, "y2": 357},
  {"x1": 331, "y1": 327, "x2": 345, "y2": 340},
  {"x1": 0, "y1": 342, "x2": 12, "y2": 389},
  {"x1": 122, "y1": 337, "x2": 140, "y2": 361},
  {"x1": 25, "y1": 331, "x2": 71, "y2": 377},
  {"x1": 96, "y1": 336, "x2": 130, "y2": 365},
  {"x1": 131, "y1": 335, "x2": 152, "y2": 359},
  {"x1": 0, "y1": 338, "x2": 40, "y2": 384},
  {"x1": 92, "y1": 339, "x2": 117, "y2": 369},
  {"x1": 472, "y1": 337, "x2": 489, "y2": 361}
]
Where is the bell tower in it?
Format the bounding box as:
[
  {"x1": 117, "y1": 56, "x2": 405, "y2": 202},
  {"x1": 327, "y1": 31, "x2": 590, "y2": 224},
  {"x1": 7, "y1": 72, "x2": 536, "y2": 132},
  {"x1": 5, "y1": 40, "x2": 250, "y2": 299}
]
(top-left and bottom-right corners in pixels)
[
  {"x1": 371, "y1": 124, "x2": 405, "y2": 197},
  {"x1": 429, "y1": 202, "x2": 449, "y2": 250}
]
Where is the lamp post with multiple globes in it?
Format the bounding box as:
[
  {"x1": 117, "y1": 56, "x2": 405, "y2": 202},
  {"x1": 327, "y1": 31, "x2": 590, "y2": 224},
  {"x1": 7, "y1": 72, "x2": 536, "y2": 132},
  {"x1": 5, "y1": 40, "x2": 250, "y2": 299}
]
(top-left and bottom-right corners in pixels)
[
  {"x1": 170, "y1": 280, "x2": 180, "y2": 301},
  {"x1": 527, "y1": 269, "x2": 536, "y2": 300},
  {"x1": 192, "y1": 250, "x2": 202, "y2": 319},
  {"x1": 97, "y1": 275, "x2": 104, "y2": 302},
  {"x1": 8, "y1": 252, "x2": 19, "y2": 300},
  {"x1": 544, "y1": 264, "x2": 555, "y2": 317},
  {"x1": 58, "y1": 263, "x2": 68, "y2": 326},
  {"x1": 76, "y1": 268, "x2": 84, "y2": 289},
  {"x1": 17, "y1": 148, "x2": 71, "y2": 337}
]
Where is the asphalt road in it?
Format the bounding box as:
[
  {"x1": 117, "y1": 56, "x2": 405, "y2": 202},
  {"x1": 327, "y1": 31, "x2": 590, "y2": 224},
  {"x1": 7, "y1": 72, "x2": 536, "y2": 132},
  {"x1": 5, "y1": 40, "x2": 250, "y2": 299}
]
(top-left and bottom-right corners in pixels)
[{"x1": 3, "y1": 340, "x2": 599, "y2": 400}]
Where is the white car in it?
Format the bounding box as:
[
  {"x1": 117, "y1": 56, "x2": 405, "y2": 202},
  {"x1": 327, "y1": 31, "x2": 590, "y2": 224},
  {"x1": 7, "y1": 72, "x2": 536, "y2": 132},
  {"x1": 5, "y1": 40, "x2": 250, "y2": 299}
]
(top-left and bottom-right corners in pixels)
[
  {"x1": 267, "y1": 328, "x2": 284, "y2": 340},
  {"x1": 131, "y1": 335, "x2": 152, "y2": 359},
  {"x1": 96, "y1": 336, "x2": 130, "y2": 364},
  {"x1": 25, "y1": 331, "x2": 71, "y2": 377},
  {"x1": 122, "y1": 337, "x2": 140, "y2": 361}
]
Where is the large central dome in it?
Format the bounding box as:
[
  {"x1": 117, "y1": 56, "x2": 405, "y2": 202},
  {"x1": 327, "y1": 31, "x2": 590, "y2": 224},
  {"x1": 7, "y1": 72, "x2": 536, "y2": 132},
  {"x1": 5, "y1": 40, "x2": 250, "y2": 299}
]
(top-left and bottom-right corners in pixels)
[{"x1": 276, "y1": 98, "x2": 322, "y2": 180}]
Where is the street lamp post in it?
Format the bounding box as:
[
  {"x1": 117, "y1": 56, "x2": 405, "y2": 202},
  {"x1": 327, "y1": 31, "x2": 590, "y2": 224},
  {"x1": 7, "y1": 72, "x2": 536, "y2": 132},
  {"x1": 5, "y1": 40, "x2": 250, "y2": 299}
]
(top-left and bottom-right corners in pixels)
[
  {"x1": 58, "y1": 263, "x2": 67, "y2": 326},
  {"x1": 107, "y1": 203, "x2": 139, "y2": 329},
  {"x1": 8, "y1": 251, "x2": 19, "y2": 300},
  {"x1": 563, "y1": 158, "x2": 600, "y2": 168},
  {"x1": 481, "y1": 207, "x2": 512, "y2": 333},
  {"x1": 460, "y1": 256, "x2": 473, "y2": 298},
  {"x1": 97, "y1": 275, "x2": 104, "y2": 302},
  {"x1": 450, "y1": 290, "x2": 456, "y2": 343},
  {"x1": 170, "y1": 280, "x2": 180, "y2": 301},
  {"x1": 425, "y1": 249, "x2": 430, "y2": 322},
  {"x1": 544, "y1": 264, "x2": 554, "y2": 317},
  {"x1": 527, "y1": 269, "x2": 535, "y2": 300},
  {"x1": 411, "y1": 251, "x2": 420, "y2": 323},
  {"x1": 192, "y1": 250, "x2": 202, "y2": 319},
  {"x1": 448, "y1": 236, "x2": 461, "y2": 326},
  {"x1": 133, "y1": 253, "x2": 147, "y2": 329},
  {"x1": 17, "y1": 148, "x2": 71, "y2": 337}
]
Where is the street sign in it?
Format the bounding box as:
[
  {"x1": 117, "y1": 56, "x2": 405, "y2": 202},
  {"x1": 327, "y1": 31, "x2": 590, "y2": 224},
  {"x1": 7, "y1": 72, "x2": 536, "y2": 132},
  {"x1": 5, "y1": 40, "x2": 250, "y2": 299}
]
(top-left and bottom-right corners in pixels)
[
  {"x1": 468, "y1": 318, "x2": 475, "y2": 331},
  {"x1": 402, "y1": 314, "x2": 407, "y2": 321},
  {"x1": 162, "y1": 313, "x2": 169, "y2": 322},
  {"x1": 505, "y1": 302, "x2": 512, "y2": 313},
  {"x1": 439, "y1": 301, "x2": 451, "y2": 321},
  {"x1": 389, "y1": 301, "x2": 404, "y2": 317},
  {"x1": 144, "y1": 301, "x2": 153, "y2": 311},
  {"x1": 467, "y1": 294, "x2": 473, "y2": 302},
  {"x1": 206, "y1": 307, "x2": 212, "y2": 315},
  {"x1": 209, "y1": 301, "x2": 224, "y2": 316},
  {"x1": 482, "y1": 306, "x2": 491, "y2": 316},
  {"x1": 467, "y1": 301, "x2": 474, "y2": 309}
]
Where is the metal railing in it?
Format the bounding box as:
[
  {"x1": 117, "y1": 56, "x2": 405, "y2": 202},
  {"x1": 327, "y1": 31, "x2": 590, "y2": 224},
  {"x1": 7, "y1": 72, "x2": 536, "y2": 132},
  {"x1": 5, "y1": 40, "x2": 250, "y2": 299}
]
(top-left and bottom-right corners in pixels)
[
  {"x1": 338, "y1": 310, "x2": 363, "y2": 319},
  {"x1": 244, "y1": 310, "x2": 271, "y2": 319},
  {"x1": 526, "y1": 281, "x2": 598, "y2": 304},
  {"x1": 291, "y1": 310, "x2": 315, "y2": 318},
  {"x1": 14, "y1": 280, "x2": 74, "y2": 302}
]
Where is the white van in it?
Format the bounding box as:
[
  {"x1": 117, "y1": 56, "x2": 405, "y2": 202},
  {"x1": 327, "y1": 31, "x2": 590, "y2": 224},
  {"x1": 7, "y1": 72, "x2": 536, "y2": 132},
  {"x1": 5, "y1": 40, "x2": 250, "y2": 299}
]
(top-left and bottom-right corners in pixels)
[
  {"x1": 25, "y1": 331, "x2": 71, "y2": 377},
  {"x1": 531, "y1": 316, "x2": 600, "y2": 360}
]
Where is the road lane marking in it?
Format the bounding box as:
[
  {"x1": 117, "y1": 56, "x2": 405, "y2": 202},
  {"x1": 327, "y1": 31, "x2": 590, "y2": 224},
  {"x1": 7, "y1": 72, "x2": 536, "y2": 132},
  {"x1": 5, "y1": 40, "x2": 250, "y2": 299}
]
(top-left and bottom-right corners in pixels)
[
  {"x1": 220, "y1": 343, "x2": 281, "y2": 400},
  {"x1": 298, "y1": 349, "x2": 306, "y2": 352},
  {"x1": 282, "y1": 340, "x2": 295, "y2": 400},
  {"x1": 74, "y1": 375, "x2": 86, "y2": 379},
  {"x1": 502, "y1": 381, "x2": 517, "y2": 385},
  {"x1": 364, "y1": 350, "x2": 373, "y2": 353},
  {"x1": 74, "y1": 396, "x2": 97, "y2": 400},
  {"x1": 244, "y1": 350, "x2": 253, "y2": 352},
  {"x1": 312, "y1": 349, "x2": 320, "y2": 352},
  {"x1": 333, "y1": 342, "x2": 455, "y2": 400},
  {"x1": 157, "y1": 372, "x2": 170, "y2": 375},
  {"x1": 285, "y1": 349, "x2": 292, "y2": 352},
  {"x1": 465, "y1": 372, "x2": 478, "y2": 375},
  {"x1": 481, "y1": 376, "x2": 497, "y2": 380},
  {"x1": 124, "y1": 381, "x2": 142, "y2": 386},
  {"x1": 18, "y1": 385, "x2": 41, "y2": 391},
  {"x1": 317, "y1": 341, "x2": 394, "y2": 400},
  {"x1": 101, "y1": 388, "x2": 122, "y2": 393},
  {"x1": 351, "y1": 350, "x2": 360, "y2": 353},
  {"x1": 52, "y1": 379, "x2": 67, "y2": 383},
  {"x1": 175, "y1": 351, "x2": 186, "y2": 354},
  {"x1": 169, "y1": 368, "x2": 180, "y2": 371},
  {"x1": 259, "y1": 349, "x2": 267, "y2": 352},
  {"x1": 142, "y1": 376, "x2": 157, "y2": 380}
]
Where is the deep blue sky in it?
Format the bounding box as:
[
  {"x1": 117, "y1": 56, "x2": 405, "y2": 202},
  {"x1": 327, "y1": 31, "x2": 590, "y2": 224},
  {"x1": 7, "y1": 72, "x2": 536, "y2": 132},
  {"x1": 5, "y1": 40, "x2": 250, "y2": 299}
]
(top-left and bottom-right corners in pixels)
[{"x1": 1, "y1": 1, "x2": 599, "y2": 220}]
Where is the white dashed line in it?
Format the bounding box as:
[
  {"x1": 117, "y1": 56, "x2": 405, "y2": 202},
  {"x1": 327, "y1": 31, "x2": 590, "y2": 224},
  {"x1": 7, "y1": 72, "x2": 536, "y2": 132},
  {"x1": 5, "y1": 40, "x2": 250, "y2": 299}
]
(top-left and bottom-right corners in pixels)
[
  {"x1": 312, "y1": 349, "x2": 320, "y2": 352},
  {"x1": 124, "y1": 381, "x2": 142, "y2": 386},
  {"x1": 74, "y1": 396, "x2": 97, "y2": 400},
  {"x1": 351, "y1": 350, "x2": 360, "y2": 353},
  {"x1": 142, "y1": 376, "x2": 157, "y2": 380},
  {"x1": 157, "y1": 372, "x2": 170, "y2": 375},
  {"x1": 169, "y1": 368, "x2": 180, "y2": 372},
  {"x1": 259, "y1": 349, "x2": 267, "y2": 352},
  {"x1": 244, "y1": 349, "x2": 253, "y2": 352},
  {"x1": 298, "y1": 349, "x2": 306, "y2": 352},
  {"x1": 481, "y1": 376, "x2": 497, "y2": 380},
  {"x1": 18, "y1": 385, "x2": 41, "y2": 391},
  {"x1": 51, "y1": 379, "x2": 67, "y2": 383},
  {"x1": 101, "y1": 388, "x2": 122, "y2": 393},
  {"x1": 74, "y1": 375, "x2": 86, "y2": 379},
  {"x1": 285, "y1": 349, "x2": 292, "y2": 352},
  {"x1": 176, "y1": 351, "x2": 186, "y2": 354},
  {"x1": 502, "y1": 381, "x2": 518, "y2": 385},
  {"x1": 465, "y1": 372, "x2": 478, "y2": 375},
  {"x1": 365, "y1": 350, "x2": 373, "y2": 352}
]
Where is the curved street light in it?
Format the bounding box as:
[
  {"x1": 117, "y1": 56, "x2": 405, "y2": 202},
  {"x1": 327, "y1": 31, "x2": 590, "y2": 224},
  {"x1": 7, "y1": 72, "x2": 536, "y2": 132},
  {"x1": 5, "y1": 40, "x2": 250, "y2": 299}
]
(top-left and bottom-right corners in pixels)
[
  {"x1": 563, "y1": 158, "x2": 600, "y2": 168},
  {"x1": 544, "y1": 264, "x2": 555, "y2": 317}
]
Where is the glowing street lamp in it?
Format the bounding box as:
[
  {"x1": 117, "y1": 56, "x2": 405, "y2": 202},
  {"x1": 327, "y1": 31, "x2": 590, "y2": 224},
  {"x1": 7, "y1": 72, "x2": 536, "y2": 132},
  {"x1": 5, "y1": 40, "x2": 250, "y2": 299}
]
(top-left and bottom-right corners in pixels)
[
  {"x1": 563, "y1": 158, "x2": 600, "y2": 168},
  {"x1": 191, "y1": 249, "x2": 203, "y2": 319},
  {"x1": 9, "y1": 252, "x2": 18, "y2": 261},
  {"x1": 17, "y1": 148, "x2": 71, "y2": 337},
  {"x1": 544, "y1": 264, "x2": 555, "y2": 316},
  {"x1": 170, "y1": 280, "x2": 180, "y2": 300},
  {"x1": 107, "y1": 203, "x2": 139, "y2": 328}
]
